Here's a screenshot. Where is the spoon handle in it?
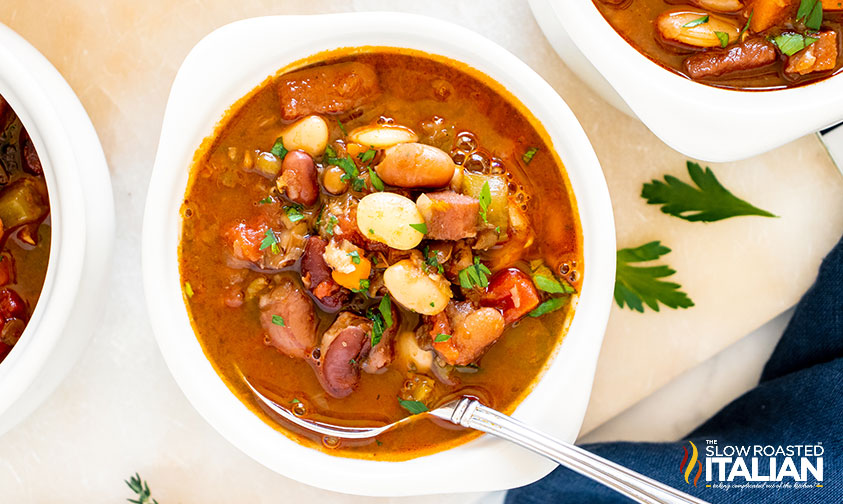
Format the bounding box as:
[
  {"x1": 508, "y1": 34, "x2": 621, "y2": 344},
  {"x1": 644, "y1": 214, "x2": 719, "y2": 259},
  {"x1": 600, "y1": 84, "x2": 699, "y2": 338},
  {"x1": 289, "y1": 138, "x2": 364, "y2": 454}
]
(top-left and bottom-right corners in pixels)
[{"x1": 449, "y1": 398, "x2": 709, "y2": 504}]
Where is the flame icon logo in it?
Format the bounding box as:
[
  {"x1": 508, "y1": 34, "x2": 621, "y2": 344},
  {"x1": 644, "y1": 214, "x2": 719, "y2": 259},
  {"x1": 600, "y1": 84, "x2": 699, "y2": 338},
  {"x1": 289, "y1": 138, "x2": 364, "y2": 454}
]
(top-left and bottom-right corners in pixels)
[{"x1": 680, "y1": 441, "x2": 703, "y2": 487}]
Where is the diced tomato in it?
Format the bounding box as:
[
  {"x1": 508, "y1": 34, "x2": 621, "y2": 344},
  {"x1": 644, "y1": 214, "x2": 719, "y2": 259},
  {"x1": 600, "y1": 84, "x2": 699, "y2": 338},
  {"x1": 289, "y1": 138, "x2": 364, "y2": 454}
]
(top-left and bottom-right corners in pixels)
[
  {"x1": 428, "y1": 311, "x2": 459, "y2": 364},
  {"x1": 480, "y1": 268, "x2": 540, "y2": 324},
  {"x1": 0, "y1": 289, "x2": 27, "y2": 320},
  {"x1": 224, "y1": 218, "x2": 269, "y2": 263}
]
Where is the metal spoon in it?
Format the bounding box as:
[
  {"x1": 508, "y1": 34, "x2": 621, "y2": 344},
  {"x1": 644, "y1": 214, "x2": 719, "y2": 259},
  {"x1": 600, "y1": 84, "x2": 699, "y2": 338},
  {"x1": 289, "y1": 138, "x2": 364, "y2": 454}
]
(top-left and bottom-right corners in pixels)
[{"x1": 245, "y1": 380, "x2": 708, "y2": 504}]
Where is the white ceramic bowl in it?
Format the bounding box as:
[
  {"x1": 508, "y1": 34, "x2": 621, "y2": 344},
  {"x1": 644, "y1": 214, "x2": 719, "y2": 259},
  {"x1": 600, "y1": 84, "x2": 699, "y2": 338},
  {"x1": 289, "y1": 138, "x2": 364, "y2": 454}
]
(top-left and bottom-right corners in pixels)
[
  {"x1": 142, "y1": 13, "x2": 615, "y2": 496},
  {"x1": 529, "y1": 0, "x2": 843, "y2": 162},
  {"x1": 0, "y1": 24, "x2": 114, "y2": 436}
]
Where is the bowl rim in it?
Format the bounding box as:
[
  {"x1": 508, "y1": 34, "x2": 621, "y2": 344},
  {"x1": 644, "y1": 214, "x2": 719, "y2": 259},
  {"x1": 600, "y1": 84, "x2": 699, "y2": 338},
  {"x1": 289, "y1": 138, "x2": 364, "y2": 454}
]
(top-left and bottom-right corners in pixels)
[
  {"x1": 142, "y1": 12, "x2": 615, "y2": 496},
  {"x1": 0, "y1": 22, "x2": 115, "y2": 435},
  {"x1": 532, "y1": 0, "x2": 843, "y2": 162}
]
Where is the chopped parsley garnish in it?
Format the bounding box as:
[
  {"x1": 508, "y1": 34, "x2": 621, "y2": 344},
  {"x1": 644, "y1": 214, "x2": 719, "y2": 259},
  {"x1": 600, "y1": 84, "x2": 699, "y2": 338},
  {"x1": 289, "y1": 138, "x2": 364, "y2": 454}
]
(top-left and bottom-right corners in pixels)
[
  {"x1": 378, "y1": 295, "x2": 394, "y2": 328},
  {"x1": 337, "y1": 119, "x2": 347, "y2": 135},
  {"x1": 714, "y1": 31, "x2": 729, "y2": 47},
  {"x1": 615, "y1": 241, "x2": 694, "y2": 313},
  {"x1": 458, "y1": 257, "x2": 492, "y2": 289},
  {"x1": 358, "y1": 148, "x2": 376, "y2": 163},
  {"x1": 529, "y1": 297, "x2": 568, "y2": 317},
  {"x1": 434, "y1": 333, "x2": 452, "y2": 342},
  {"x1": 409, "y1": 222, "x2": 428, "y2": 234},
  {"x1": 285, "y1": 204, "x2": 305, "y2": 222},
  {"x1": 368, "y1": 228, "x2": 375, "y2": 235},
  {"x1": 375, "y1": 439, "x2": 383, "y2": 446},
  {"x1": 422, "y1": 246, "x2": 444, "y2": 274},
  {"x1": 797, "y1": 0, "x2": 823, "y2": 31},
  {"x1": 739, "y1": 11, "x2": 753, "y2": 38},
  {"x1": 259, "y1": 229, "x2": 281, "y2": 255},
  {"x1": 326, "y1": 215, "x2": 338, "y2": 236},
  {"x1": 368, "y1": 167, "x2": 385, "y2": 191},
  {"x1": 531, "y1": 263, "x2": 575, "y2": 294},
  {"x1": 349, "y1": 358, "x2": 357, "y2": 365},
  {"x1": 641, "y1": 161, "x2": 776, "y2": 222},
  {"x1": 771, "y1": 33, "x2": 819, "y2": 56},
  {"x1": 270, "y1": 137, "x2": 288, "y2": 160},
  {"x1": 399, "y1": 399, "x2": 429, "y2": 415},
  {"x1": 326, "y1": 150, "x2": 366, "y2": 191},
  {"x1": 353, "y1": 279, "x2": 370, "y2": 294},
  {"x1": 682, "y1": 15, "x2": 709, "y2": 28},
  {"x1": 367, "y1": 307, "x2": 386, "y2": 346},
  {"x1": 272, "y1": 315, "x2": 286, "y2": 326},
  {"x1": 184, "y1": 281, "x2": 194, "y2": 298},
  {"x1": 348, "y1": 250, "x2": 361, "y2": 264},
  {"x1": 478, "y1": 181, "x2": 492, "y2": 223},
  {"x1": 522, "y1": 147, "x2": 539, "y2": 164},
  {"x1": 258, "y1": 195, "x2": 274, "y2": 205},
  {"x1": 289, "y1": 398, "x2": 300, "y2": 404}
]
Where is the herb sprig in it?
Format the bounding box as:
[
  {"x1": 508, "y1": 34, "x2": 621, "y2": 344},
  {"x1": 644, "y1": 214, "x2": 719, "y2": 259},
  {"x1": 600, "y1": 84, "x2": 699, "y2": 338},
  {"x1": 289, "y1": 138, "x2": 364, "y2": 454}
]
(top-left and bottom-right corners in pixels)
[
  {"x1": 797, "y1": 0, "x2": 823, "y2": 31},
  {"x1": 125, "y1": 473, "x2": 159, "y2": 504},
  {"x1": 399, "y1": 399, "x2": 429, "y2": 414},
  {"x1": 615, "y1": 241, "x2": 694, "y2": 313},
  {"x1": 641, "y1": 161, "x2": 776, "y2": 222},
  {"x1": 259, "y1": 229, "x2": 281, "y2": 254},
  {"x1": 458, "y1": 257, "x2": 492, "y2": 289}
]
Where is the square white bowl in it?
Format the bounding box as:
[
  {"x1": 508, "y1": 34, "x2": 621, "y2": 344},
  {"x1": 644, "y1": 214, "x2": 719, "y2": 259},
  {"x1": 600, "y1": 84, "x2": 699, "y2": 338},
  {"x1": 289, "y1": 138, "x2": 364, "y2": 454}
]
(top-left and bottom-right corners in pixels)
[{"x1": 142, "y1": 12, "x2": 615, "y2": 496}]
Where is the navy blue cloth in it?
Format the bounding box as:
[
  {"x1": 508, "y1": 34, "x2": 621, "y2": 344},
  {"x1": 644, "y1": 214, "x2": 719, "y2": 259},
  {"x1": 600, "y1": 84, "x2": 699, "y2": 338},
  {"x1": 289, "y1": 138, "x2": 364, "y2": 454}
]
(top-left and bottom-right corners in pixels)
[{"x1": 507, "y1": 235, "x2": 843, "y2": 504}]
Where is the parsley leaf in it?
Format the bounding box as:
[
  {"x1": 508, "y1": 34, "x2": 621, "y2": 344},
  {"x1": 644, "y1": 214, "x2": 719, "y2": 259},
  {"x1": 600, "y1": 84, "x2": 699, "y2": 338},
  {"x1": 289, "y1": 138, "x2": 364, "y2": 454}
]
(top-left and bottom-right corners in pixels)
[
  {"x1": 739, "y1": 11, "x2": 753, "y2": 38},
  {"x1": 285, "y1": 204, "x2": 305, "y2": 222},
  {"x1": 290, "y1": 398, "x2": 301, "y2": 404},
  {"x1": 337, "y1": 119, "x2": 347, "y2": 135},
  {"x1": 367, "y1": 307, "x2": 385, "y2": 346},
  {"x1": 522, "y1": 147, "x2": 539, "y2": 164},
  {"x1": 258, "y1": 195, "x2": 274, "y2": 205},
  {"x1": 641, "y1": 161, "x2": 776, "y2": 222},
  {"x1": 772, "y1": 33, "x2": 819, "y2": 56},
  {"x1": 683, "y1": 15, "x2": 709, "y2": 28},
  {"x1": 358, "y1": 148, "x2": 376, "y2": 163},
  {"x1": 399, "y1": 399, "x2": 429, "y2": 415},
  {"x1": 615, "y1": 241, "x2": 694, "y2": 313},
  {"x1": 423, "y1": 246, "x2": 444, "y2": 274},
  {"x1": 368, "y1": 167, "x2": 384, "y2": 191},
  {"x1": 714, "y1": 31, "x2": 729, "y2": 47},
  {"x1": 259, "y1": 229, "x2": 281, "y2": 255},
  {"x1": 529, "y1": 297, "x2": 568, "y2": 317},
  {"x1": 434, "y1": 333, "x2": 452, "y2": 342},
  {"x1": 458, "y1": 257, "x2": 492, "y2": 289},
  {"x1": 270, "y1": 137, "x2": 288, "y2": 160},
  {"x1": 272, "y1": 315, "x2": 286, "y2": 326},
  {"x1": 348, "y1": 250, "x2": 361, "y2": 264},
  {"x1": 409, "y1": 222, "x2": 427, "y2": 234},
  {"x1": 797, "y1": 0, "x2": 823, "y2": 31},
  {"x1": 326, "y1": 151, "x2": 365, "y2": 191},
  {"x1": 379, "y1": 295, "x2": 393, "y2": 328},
  {"x1": 325, "y1": 215, "x2": 337, "y2": 236},
  {"x1": 478, "y1": 181, "x2": 492, "y2": 223},
  {"x1": 353, "y1": 279, "x2": 370, "y2": 294}
]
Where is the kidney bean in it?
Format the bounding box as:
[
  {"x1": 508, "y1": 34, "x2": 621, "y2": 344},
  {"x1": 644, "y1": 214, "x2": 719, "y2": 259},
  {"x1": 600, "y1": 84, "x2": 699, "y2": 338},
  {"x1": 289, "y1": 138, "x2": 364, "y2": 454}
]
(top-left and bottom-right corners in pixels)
[{"x1": 279, "y1": 150, "x2": 319, "y2": 206}]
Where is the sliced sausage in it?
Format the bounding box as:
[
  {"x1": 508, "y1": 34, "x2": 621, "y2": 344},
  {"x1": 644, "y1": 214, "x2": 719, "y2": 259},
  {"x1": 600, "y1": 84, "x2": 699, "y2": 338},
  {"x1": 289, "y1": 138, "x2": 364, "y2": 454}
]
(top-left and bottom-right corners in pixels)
[
  {"x1": 416, "y1": 191, "x2": 479, "y2": 241},
  {"x1": 276, "y1": 62, "x2": 381, "y2": 121},
  {"x1": 259, "y1": 278, "x2": 318, "y2": 360},
  {"x1": 279, "y1": 150, "x2": 319, "y2": 206},
  {"x1": 300, "y1": 236, "x2": 347, "y2": 311},
  {"x1": 480, "y1": 268, "x2": 541, "y2": 324},
  {"x1": 683, "y1": 37, "x2": 778, "y2": 79}
]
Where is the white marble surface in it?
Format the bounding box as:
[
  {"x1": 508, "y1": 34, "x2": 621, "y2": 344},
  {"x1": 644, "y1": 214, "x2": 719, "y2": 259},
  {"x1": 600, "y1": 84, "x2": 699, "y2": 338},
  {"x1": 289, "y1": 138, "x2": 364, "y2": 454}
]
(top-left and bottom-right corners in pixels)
[{"x1": 0, "y1": 0, "x2": 839, "y2": 502}]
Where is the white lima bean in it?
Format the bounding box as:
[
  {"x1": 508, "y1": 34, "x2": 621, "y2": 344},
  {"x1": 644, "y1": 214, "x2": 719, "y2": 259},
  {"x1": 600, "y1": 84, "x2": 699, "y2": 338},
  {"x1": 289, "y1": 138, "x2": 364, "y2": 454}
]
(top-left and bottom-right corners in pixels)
[
  {"x1": 657, "y1": 10, "x2": 740, "y2": 48},
  {"x1": 278, "y1": 115, "x2": 329, "y2": 157},
  {"x1": 383, "y1": 258, "x2": 452, "y2": 315},
  {"x1": 356, "y1": 192, "x2": 425, "y2": 250},
  {"x1": 688, "y1": 0, "x2": 743, "y2": 13},
  {"x1": 347, "y1": 124, "x2": 419, "y2": 149}
]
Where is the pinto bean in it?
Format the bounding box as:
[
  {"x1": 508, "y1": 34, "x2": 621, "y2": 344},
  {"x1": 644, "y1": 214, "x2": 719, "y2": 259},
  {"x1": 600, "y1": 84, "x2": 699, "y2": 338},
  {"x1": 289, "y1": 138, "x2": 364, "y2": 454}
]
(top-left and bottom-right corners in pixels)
[
  {"x1": 686, "y1": 0, "x2": 744, "y2": 12},
  {"x1": 276, "y1": 62, "x2": 381, "y2": 121},
  {"x1": 347, "y1": 124, "x2": 419, "y2": 149},
  {"x1": 656, "y1": 9, "x2": 740, "y2": 48},
  {"x1": 258, "y1": 278, "x2": 318, "y2": 360},
  {"x1": 375, "y1": 143, "x2": 456, "y2": 188},
  {"x1": 433, "y1": 301, "x2": 505, "y2": 366},
  {"x1": 683, "y1": 37, "x2": 778, "y2": 79},
  {"x1": 278, "y1": 150, "x2": 319, "y2": 206}
]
